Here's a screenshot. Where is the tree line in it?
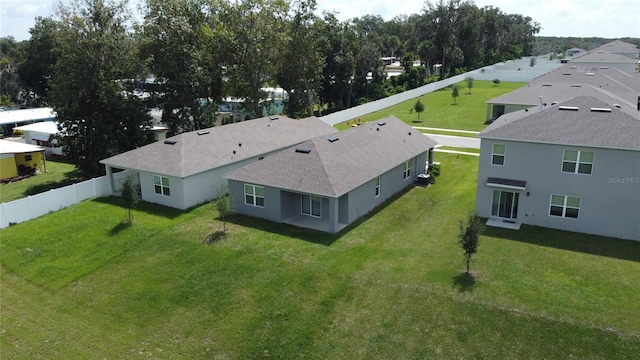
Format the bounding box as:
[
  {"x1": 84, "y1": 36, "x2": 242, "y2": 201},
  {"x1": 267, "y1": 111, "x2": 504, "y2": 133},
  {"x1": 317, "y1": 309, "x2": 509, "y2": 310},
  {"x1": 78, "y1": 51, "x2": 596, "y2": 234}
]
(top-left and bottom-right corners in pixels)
[{"x1": 0, "y1": 0, "x2": 541, "y2": 177}]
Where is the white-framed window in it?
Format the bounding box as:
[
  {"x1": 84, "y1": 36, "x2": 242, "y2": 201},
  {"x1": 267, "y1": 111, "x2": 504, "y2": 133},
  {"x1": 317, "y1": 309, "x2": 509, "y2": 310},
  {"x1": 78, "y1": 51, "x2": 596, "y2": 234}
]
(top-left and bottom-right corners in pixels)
[
  {"x1": 375, "y1": 176, "x2": 381, "y2": 197},
  {"x1": 492, "y1": 143, "x2": 506, "y2": 166},
  {"x1": 549, "y1": 194, "x2": 581, "y2": 219},
  {"x1": 244, "y1": 184, "x2": 264, "y2": 207},
  {"x1": 403, "y1": 160, "x2": 411, "y2": 180},
  {"x1": 562, "y1": 150, "x2": 593, "y2": 175},
  {"x1": 153, "y1": 175, "x2": 170, "y2": 196},
  {"x1": 302, "y1": 194, "x2": 321, "y2": 217}
]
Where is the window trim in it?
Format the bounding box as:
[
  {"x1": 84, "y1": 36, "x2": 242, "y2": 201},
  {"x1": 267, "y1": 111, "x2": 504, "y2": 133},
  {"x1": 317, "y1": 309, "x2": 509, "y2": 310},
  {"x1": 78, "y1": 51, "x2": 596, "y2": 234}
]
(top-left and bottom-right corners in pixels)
[
  {"x1": 375, "y1": 176, "x2": 381, "y2": 197},
  {"x1": 301, "y1": 194, "x2": 322, "y2": 218},
  {"x1": 561, "y1": 150, "x2": 594, "y2": 175},
  {"x1": 403, "y1": 160, "x2": 411, "y2": 180},
  {"x1": 244, "y1": 184, "x2": 264, "y2": 207},
  {"x1": 491, "y1": 143, "x2": 506, "y2": 166},
  {"x1": 549, "y1": 194, "x2": 581, "y2": 219},
  {"x1": 153, "y1": 175, "x2": 171, "y2": 196}
]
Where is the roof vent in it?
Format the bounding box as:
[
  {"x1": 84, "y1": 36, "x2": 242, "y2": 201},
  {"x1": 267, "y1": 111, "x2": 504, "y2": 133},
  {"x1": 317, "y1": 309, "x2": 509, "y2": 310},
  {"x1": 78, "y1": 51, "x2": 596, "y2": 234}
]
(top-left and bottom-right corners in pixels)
[
  {"x1": 327, "y1": 135, "x2": 339, "y2": 143},
  {"x1": 551, "y1": 101, "x2": 559, "y2": 105},
  {"x1": 542, "y1": 84, "x2": 552, "y2": 87},
  {"x1": 599, "y1": 66, "x2": 609, "y2": 69},
  {"x1": 269, "y1": 116, "x2": 279, "y2": 120},
  {"x1": 295, "y1": 148, "x2": 312, "y2": 154},
  {"x1": 570, "y1": 84, "x2": 582, "y2": 87},
  {"x1": 585, "y1": 72, "x2": 595, "y2": 76},
  {"x1": 613, "y1": 103, "x2": 621, "y2": 108},
  {"x1": 590, "y1": 107, "x2": 612, "y2": 112},
  {"x1": 197, "y1": 131, "x2": 209, "y2": 135},
  {"x1": 164, "y1": 140, "x2": 177, "y2": 145},
  {"x1": 569, "y1": 65, "x2": 577, "y2": 69},
  {"x1": 562, "y1": 72, "x2": 572, "y2": 75},
  {"x1": 559, "y1": 106, "x2": 579, "y2": 111},
  {"x1": 377, "y1": 121, "x2": 387, "y2": 126}
]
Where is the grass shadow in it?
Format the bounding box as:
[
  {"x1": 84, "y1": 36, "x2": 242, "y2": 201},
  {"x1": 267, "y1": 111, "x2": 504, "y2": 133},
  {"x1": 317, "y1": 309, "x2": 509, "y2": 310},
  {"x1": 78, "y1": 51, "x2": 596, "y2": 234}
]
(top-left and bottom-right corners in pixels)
[
  {"x1": 204, "y1": 230, "x2": 227, "y2": 244},
  {"x1": 109, "y1": 221, "x2": 132, "y2": 236},
  {"x1": 452, "y1": 272, "x2": 477, "y2": 292},
  {"x1": 92, "y1": 196, "x2": 184, "y2": 220},
  {"x1": 483, "y1": 223, "x2": 640, "y2": 263}
]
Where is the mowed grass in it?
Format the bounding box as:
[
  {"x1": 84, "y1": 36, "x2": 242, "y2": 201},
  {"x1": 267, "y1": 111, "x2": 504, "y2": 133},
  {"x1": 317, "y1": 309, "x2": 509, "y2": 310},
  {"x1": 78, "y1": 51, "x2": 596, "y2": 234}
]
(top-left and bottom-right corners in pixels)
[
  {"x1": 335, "y1": 80, "x2": 525, "y2": 132},
  {"x1": 2, "y1": 153, "x2": 639, "y2": 359},
  {"x1": 0, "y1": 160, "x2": 83, "y2": 203}
]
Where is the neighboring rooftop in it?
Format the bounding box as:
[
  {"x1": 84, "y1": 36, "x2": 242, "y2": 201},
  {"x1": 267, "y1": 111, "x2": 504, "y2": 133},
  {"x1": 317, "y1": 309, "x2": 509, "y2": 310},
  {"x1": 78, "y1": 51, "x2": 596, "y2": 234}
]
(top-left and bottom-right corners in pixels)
[
  {"x1": 101, "y1": 115, "x2": 338, "y2": 177},
  {"x1": 13, "y1": 121, "x2": 59, "y2": 135},
  {"x1": 480, "y1": 96, "x2": 640, "y2": 151},
  {"x1": 225, "y1": 116, "x2": 437, "y2": 197},
  {"x1": 0, "y1": 139, "x2": 45, "y2": 154},
  {"x1": 0, "y1": 108, "x2": 56, "y2": 126}
]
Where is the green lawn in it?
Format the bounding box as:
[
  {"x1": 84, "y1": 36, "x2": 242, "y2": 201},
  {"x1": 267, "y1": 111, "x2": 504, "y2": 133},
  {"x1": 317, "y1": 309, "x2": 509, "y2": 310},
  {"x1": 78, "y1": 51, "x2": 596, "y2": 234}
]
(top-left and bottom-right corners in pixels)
[
  {"x1": 0, "y1": 160, "x2": 83, "y2": 203},
  {"x1": 2, "y1": 153, "x2": 639, "y2": 359},
  {"x1": 335, "y1": 80, "x2": 526, "y2": 132}
]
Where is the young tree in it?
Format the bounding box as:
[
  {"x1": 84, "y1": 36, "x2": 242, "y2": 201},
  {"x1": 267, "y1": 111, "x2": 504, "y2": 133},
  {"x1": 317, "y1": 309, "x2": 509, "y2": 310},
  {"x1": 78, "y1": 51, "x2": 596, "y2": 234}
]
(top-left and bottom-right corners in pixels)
[
  {"x1": 529, "y1": 55, "x2": 537, "y2": 67},
  {"x1": 413, "y1": 98, "x2": 424, "y2": 122},
  {"x1": 458, "y1": 213, "x2": 485, "y2": 274},
  {"x1": 451, "y1": 84, "x2": 459, "y2": 104},
  {"x1": 121, "y1": 174, "x2": 139, "y2": 224},
  {"x1": 215, "y1": 186, "x2": 235, "y2": 234},
  {"x1": 465, "y1": 76, "x2": 473, "y2": 94}
]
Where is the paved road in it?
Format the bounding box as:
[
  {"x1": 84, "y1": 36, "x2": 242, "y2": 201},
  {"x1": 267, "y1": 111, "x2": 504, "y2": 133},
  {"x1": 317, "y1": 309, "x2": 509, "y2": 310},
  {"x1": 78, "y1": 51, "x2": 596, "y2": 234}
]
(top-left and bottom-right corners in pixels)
[{"x1": 423, "y1": 133, "x2": 480, "y2": 149}]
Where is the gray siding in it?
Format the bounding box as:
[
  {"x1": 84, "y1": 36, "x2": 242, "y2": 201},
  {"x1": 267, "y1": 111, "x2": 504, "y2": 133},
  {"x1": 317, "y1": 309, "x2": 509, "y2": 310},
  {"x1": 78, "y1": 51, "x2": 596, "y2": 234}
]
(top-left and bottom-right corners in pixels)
[{"x1": 477, "y1": 139, "x2": 640, "y2": 241}]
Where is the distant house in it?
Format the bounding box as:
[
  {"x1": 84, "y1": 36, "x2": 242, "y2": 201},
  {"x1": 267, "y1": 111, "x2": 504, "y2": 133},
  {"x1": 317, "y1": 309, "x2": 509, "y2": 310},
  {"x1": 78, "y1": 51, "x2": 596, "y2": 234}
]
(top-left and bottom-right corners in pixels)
[
  {"x1": 225, "y1": 116, "x2": 438, "y2": 233},
  {"x1": 485, "y1": 64, "x2": 640, "y2": 121},
  {"x1": 13, "y1": 121, "x2": 63, "y2": 156},
  {"x1": 476, "y1": 96, "x2": 640, "y2": 241},
  {"x1": 101, "y1": 115, "x2": 337, "y2": 210},
  {"x1": 0, "y1": 107, "x2": 56, "y2": 137},
  {"x1": 565, "y1": 48, "x2": 586, "y2": 57},
  {"x1": 0, "y1": 140, "x2": 47, "y2": 181}
]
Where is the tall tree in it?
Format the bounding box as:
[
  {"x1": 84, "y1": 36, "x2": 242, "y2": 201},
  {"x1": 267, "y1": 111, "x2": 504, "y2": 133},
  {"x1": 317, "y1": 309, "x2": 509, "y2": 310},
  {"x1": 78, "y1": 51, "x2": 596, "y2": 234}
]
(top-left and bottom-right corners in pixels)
[
  {"x1": 275, "y1": 0, "x2": 324, "y2": 117},
  {"x1": 386, "y1": 35, "x2": 400, "y2": 58},
  {"x1": 222, "y1": 0, "x2": 289, "y2": 118},
  {"x1": 0, "y1": 36, "x2": 27, "y2": 106},
  {"x1": 139, "y1": 0, "x2": 226, "y2": 135},
  {"x1": 18, "y1": 17, "x2": 61, "y2": 106},
  {"x1": 50, "y1": 0, "x2": 151, "y2": 177}
]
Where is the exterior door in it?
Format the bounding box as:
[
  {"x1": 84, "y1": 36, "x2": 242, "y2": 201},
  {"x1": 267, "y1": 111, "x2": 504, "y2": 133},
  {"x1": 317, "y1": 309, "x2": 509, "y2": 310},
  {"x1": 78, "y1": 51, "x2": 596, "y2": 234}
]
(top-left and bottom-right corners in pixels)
[{"x1": 491, "y1": 190, "x2": 519, "y2": 219}]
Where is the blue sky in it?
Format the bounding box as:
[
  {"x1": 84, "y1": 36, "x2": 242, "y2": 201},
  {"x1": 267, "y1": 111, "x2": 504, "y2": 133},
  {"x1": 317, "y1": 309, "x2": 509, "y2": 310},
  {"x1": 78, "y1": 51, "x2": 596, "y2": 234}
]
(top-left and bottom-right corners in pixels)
[{"x1": 2, "y1": 0, "x2": 639, "y2": 42}]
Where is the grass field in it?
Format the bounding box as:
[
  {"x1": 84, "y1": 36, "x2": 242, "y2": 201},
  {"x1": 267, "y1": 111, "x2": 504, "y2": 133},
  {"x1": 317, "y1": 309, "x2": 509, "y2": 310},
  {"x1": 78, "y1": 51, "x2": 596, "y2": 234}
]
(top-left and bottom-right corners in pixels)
[
  {"x1": 335, "y1": 80, "x2": 526, "y2": 132},
  {"x1": 0, "y1": 160, "x2": 83, "y2": 203},
  {"x1": 2, "y1": 153, "x2": 639, "y2": 359}
]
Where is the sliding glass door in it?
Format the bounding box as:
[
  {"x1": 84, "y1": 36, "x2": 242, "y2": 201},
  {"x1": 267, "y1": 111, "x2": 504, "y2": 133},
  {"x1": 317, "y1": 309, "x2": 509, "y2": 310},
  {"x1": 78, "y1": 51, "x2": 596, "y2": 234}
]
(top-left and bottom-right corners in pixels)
[{"x1": 491, "y1": 190, "x2": 519, "y2": 219}]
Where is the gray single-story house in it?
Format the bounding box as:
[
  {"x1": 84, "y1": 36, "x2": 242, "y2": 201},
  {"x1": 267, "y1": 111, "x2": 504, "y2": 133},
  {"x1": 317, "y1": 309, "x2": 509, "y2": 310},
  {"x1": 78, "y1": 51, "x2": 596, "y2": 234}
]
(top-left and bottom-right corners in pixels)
[
  {"x1": 476, "y1": 96, "x2": 640, "y2": 241},
  {"x1": 224, "y1": 116, "x2": 438, "y2": 233},
  {"x1": 101, "y1": 115, "x2": 338, "y2": 210}
]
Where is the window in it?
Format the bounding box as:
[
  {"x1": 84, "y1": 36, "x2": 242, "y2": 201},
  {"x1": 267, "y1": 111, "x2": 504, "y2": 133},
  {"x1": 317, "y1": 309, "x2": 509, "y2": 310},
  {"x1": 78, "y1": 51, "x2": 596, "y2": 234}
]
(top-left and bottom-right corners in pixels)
[
  {"x1": 562, "y1": 150, "x2": 593, "y2": 175},
  {"x1": 244, "y1": 184, "x2": 264, "y2": 207},
  {"x1": 375, "y1": 176, "x2": 381, "y2": 197},
  {"x1": 153, "y1": 175, "x2": 170, "y2": 196},
  {"x1": 492, "y1": 143, "x2": 505, "y2": 166},
  {"x1": 25, "y1": 154, "x2": 33, "y2": 161},
  {"x1": 549, "y1": 194, "x2": 581, "y2": 219},
  {"x1": 302, "y1": 194, "x2": 321, "y2": 217},
  {"x1": 403, "y1": 161, "x2": 411, "y2": 180}
]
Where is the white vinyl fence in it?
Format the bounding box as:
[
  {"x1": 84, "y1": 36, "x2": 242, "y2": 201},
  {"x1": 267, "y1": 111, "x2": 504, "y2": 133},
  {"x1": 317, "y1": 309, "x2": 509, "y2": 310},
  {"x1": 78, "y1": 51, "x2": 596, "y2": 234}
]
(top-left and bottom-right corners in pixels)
[
  {"x1": 0, "y1": 170, "x2": 134, "y2": 229},
  {"x1": 319, "y1": 56, "x2": 563, "y2": 126}
]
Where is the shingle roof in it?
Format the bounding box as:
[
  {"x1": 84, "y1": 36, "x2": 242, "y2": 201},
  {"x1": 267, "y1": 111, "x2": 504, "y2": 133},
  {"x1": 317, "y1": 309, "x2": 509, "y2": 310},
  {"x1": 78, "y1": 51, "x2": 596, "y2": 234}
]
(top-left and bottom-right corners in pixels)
[
  {"x1": 100, "y1": 116, "x2": 338, "y2": 177},
  {"x1": 480, "y1": 96, "x2": 640, "y2": 150},
  {"x1": 225, "y1": 116, "x2": 437, "y2": 197},
  {"x1": 487, "y1": 65, "x2": 640, "y2": 107}
]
